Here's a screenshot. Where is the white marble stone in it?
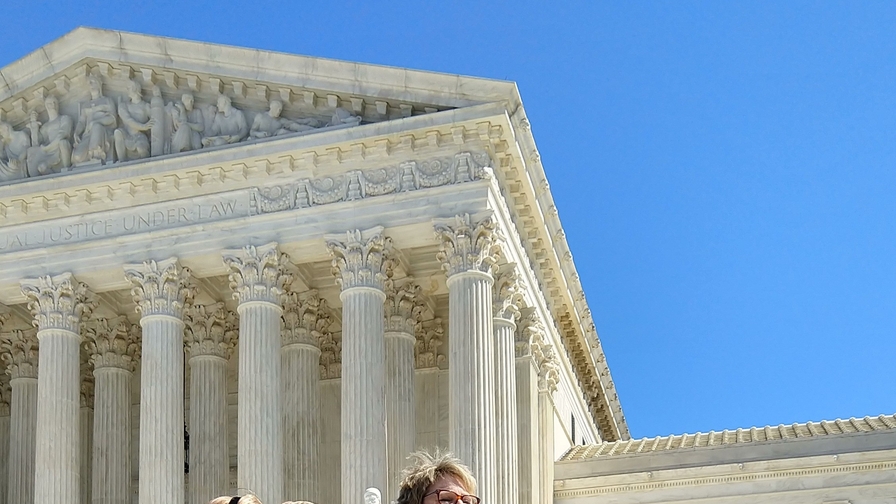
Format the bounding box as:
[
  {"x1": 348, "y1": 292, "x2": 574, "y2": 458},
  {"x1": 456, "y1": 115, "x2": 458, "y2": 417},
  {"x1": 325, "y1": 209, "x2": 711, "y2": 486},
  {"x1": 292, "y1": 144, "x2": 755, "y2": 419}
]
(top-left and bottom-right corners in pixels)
[
  {"x1": 21, "y1": 273, "x2": 92, "y2": 504},
  {"x1": 0, "y1": 328, "x2": 38, "y2": 504},
  {"x1": 125, "y1": 259, "x2": 192, "y2": 504},
  {"x1": 223, "y1": 243, "x2": 288, "y2": 504},
  {"x1": 493, "y1": 265, "x2": 521, "y2": 504},
  {"x1": 434, "y1": 213, "x2": 500, "y2": 504},
  {"x1": 319, "y1": 379, "x2": 342, "y2": 504},
  {"x1": 184, "y1": 303, "x2": 236, "y2": 504},
  {"x1": 0, "y1": 409, "x2": 7, "y2": 504},
  {"x1": 326, "y1": 227, "x2": 392, "y2": 504}
]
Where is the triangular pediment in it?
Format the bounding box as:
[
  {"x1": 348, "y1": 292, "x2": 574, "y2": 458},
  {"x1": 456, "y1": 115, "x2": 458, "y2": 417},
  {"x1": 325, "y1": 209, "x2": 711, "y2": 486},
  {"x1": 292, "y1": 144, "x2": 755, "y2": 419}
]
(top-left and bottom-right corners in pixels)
[{"x1": 0, "y1": 27, "x2": 519, "y2": 182}]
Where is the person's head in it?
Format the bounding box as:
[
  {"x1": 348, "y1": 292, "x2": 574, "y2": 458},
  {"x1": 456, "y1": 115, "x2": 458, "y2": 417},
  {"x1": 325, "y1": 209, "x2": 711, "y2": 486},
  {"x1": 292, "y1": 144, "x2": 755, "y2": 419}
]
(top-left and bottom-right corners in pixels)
[
  {"x1": 45, "y1": 95, "x2": 60, "y2": 118},
  {"x1": 87, "y1": 74, "x2": 103, "y2": 97},
  {"x1": 208, "y1": 495, "x2": 263, "y2": 504},
  {"x1": 396, "y1": 451, "x2": 478, "y2": 504},
  {"x1": 182, "y1": 93, "x2": 195, "y2": 110},
  {"x1": 126, "y1": 80, "x2": 142, "y2": 101},
  {"x1": 217, "y1": 94, "x2": 232, "y2": 113}
]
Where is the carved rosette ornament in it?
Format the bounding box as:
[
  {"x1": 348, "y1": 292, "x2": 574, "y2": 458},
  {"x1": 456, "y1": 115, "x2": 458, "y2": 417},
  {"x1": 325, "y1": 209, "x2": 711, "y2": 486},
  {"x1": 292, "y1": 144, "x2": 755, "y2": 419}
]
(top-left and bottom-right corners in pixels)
[
  {"x1": 0, "y1": 329, "x2": 39, "y2": 379},
  {"x1": 318, "y1": 331, "x2": 342, "y2": 380},
  {"x1": 414, "y1": 318, "x2": 446, "y2": 369},
  {"x1": 433, "y1": 212, "x2": 501, "y2": 278},
  {"x1": 384, "y1": 278, "x2": 423, "y2": 335},
  {"x1": 184, "y1": 303, "x2": 237, "y2": 359},
  {"x1": 124, "y1": 258, "x2": 194, "y2": 319},
  {"x1": 325, "y1": 227, "x2": 394, "y2": 292},
  {"x1": 493, "y1": 265, "x2": 523, "y2": 325},
  {"x1": 20, "y1": 273, "x2": 95, "y2": 333},
  {"x1": 282, "y1": 289, "x2": 332, "y2": 348},
  {"x1": 84, "y1": 317, "x2": 141, "y2": 372},
  {"x1": 222, "y1": 243, "x2": 290, "y2": 305}
]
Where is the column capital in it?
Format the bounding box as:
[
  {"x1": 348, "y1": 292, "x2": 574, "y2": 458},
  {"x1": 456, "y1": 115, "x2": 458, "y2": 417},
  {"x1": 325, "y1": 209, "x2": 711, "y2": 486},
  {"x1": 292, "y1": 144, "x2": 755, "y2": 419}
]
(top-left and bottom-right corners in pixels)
[
  {"x1": 384, "y1": 278, "x2": 423, "y2": 336},
  {"x1": 85, "y1": 317, "x2": 141, "y2": 372},
  {"x1": 282, "y1": 289, "x2": 331, "y2": 348},
  {"x1": 534, "y1": 342, "x2": 560, "y2": 394},
  {"x1": 124, "y1": 258, "x2": 194, "y2": 319},
  {"x1": 0, "y1": 376, "x2": 9, "y2": 416},
  {"x1": 0, "y1": 328, "x2": 39, "y2": 379},
  {"x1": 222, "y1": 243, "x2": 290, "y2": 305},
  {"x1": 414, "y1": 318, "x2": 445, "y2": 369},
  {"x1": 433, "y1": 212, "x2": 501, "y2": 278},
  {"x1": 21, "y1": 273, "x2": 95, "y2": 334},
  {"x1": 80, "y1": 356, "x2": 95, "y2": 409},
  {"x1": 493, "y1": 264, "x2": 523, "y2": 326},
  {"x1": 319, "y1": 330, "x2": 341, "y2": 380},
  {"x1": 325, "y1": 226, "x2": 394, "y2": 292},
  {"x1": 515, "y1": 309, "x2": 544, "y2": 359},
  {"x1": 184, "y1": 302, "x2": 237, "y2": 359}
]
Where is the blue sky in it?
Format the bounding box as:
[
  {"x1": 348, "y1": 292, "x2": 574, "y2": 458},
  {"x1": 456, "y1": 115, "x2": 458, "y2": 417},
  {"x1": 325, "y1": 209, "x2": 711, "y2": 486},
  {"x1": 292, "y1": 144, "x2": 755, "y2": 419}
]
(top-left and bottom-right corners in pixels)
[{"x1": 2, "y1": 1, "x2": 894, "y2": 438}]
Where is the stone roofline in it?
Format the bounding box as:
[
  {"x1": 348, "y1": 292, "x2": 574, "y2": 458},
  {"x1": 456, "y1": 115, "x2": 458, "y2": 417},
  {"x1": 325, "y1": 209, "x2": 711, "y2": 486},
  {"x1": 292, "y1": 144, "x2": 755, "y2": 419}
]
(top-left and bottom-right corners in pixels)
[{"x1": 0, "y1": 27, "x2": 627, "y2": 439}]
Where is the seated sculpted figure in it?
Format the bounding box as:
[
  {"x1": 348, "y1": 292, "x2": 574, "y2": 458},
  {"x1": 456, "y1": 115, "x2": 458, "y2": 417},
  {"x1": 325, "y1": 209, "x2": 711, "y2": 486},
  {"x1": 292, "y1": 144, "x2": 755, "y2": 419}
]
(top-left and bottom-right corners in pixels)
[
  {"x1": 115, "y1": 79, "x2": 154, "y2": 162},
  {"x1": 328, "y1": 107, "x2": 363, "y2": 128},
  {"x1": 0, "y1": 121, "x2": 31, "y2": 182},
  {"x1": 72, "y1": 74, "x2": 117, "y2": 166},
  {"x1": 170, "y1": 93, "x2": 204, "y2": 153},
  {"x1": 249, "y1": 99, "x2": 320, "y2": 139},
  {"x1": 26, "y1": 95, "x2": 73, "y2": 176},
  {"x1": 202, "y1": 95, "x2": 248, "y2": 147}
]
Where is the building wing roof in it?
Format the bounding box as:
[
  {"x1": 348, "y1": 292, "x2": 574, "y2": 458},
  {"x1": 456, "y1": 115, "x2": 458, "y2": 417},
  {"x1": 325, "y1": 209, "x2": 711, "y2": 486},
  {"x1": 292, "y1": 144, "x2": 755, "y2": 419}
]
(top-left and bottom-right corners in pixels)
[{"x1": 560, "y1": 413, "x2": 896, "y2": 461}]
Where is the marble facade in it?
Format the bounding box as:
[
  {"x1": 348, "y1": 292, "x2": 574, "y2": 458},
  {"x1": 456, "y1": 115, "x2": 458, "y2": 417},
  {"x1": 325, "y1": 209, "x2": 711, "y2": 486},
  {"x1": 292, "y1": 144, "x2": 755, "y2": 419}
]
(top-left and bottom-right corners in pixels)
[{"x1": 0, "y1": 28, "x2": 618, "y2": 504}]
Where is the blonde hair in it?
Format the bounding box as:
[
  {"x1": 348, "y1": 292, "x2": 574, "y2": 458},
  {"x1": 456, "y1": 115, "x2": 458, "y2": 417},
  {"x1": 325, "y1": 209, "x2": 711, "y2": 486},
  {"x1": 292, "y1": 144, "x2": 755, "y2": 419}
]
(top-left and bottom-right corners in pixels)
[
  {"x1": 396, "y1": 450, "x2": 477, "y2": 504},
  {"x1": 208, "y1": 495, "x2": 263, "y2": 504}
]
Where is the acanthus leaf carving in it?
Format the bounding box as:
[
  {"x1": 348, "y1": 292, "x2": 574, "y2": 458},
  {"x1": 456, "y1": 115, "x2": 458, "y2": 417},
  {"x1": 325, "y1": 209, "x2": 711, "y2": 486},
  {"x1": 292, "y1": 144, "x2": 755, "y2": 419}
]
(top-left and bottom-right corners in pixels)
[
  {"x1": 434, "y1": 212, "x2": 502, "y2": 278},
  {"x1": 20, "y1": 273, "x2": 95, "y2": 333},
  {"x1": 84, "y1": 316, "x2": 141, "y2": 372},
  {"x1": 325, "y1": 227, "x2": 394, "y2": 292},
  {"x1": 0, "y1": 328, "x2": 39, "y2": 379},
  {"x1": 282, "y1": 289, "x2": 332, "y2": 348},
  {"x1": 493, "y1": 264, "x2": 523, "y2": 325},
  {"x1": 124, "y1": 258, "x2": 194, "y2": 319},
  {"x1": 184, "y1": 303, "x2": 237, "y2": 360},
  {"x1": 222, "y1": 243, "x2": 290, "y2": 305},
  {"x1": 318, "y1": 330, "x2": 342, "y2": 380},
  {"x1": 384, "y1": 277, "x2": 423, "y2": 336},
  {"x1": 414, "y1": 317, "x2": 446, "y2": 369}
]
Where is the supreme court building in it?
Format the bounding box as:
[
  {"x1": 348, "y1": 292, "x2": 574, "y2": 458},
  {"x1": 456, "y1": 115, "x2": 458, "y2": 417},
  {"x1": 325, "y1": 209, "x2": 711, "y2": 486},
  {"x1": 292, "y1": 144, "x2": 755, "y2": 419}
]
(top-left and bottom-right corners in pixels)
[{"x1": 0, "y1": 28, "x2": 894, "y2": 504}]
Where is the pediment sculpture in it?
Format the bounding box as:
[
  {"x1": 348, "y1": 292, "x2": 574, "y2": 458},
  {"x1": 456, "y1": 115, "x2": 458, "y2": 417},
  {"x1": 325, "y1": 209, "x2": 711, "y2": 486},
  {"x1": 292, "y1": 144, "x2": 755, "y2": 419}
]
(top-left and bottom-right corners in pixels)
[{"x1": 0, "y1": 72, "x2": 363, "y2": 184}]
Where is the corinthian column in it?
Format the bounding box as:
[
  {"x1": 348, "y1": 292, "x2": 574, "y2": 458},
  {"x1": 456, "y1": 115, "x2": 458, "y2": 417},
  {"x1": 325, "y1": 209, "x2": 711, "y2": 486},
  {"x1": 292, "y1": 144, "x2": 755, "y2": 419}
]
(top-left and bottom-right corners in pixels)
[
  {"x1": 434, "y1": 213, "x2": 500, "y2": 504},
  {"x1": 515, "y1": 311, "x2": 543, "y2": 504},
  {"x1": 414, "y1": 318, "x2": 445, "y2": 450},
  {"x1": 223, "y1": 243, "x2": 289, "y2": 504},
  {"x1": 534, "y1": 341, "x2": 560, "y2": 504},
  {"x1": 384, "y1": 278, "x2": 420, "y2": 500},
  {"x1": 281, "y1": 289, "x2": 331, "y2": 502},
  {"x1": 84, "y1": 317, "x2": 140, "y2": 504},
  {"x1": 125, "y1": 259, "x2": 193, "y2": 504},
  {"x1": 79, "y1": 358, "x2": 94, "y2": 504},
  {"x1": 492, "y1": 265, "x2": 522, "y2": 504},
  {"x1": 0, "y1": 328, "x2": 38, "y2": 504},
  {"x1": 0, "y1": 376, "x2": 8, "y2": 504},
  {"x1": 21, "y1": 273, "x2": 93, "y2": 504},
  {"x1": 184, "y1": 303, "x2": 237, "y2": 504},
  {"x1": 325, "y1": 227, "x2": 393, "y2": 504}
]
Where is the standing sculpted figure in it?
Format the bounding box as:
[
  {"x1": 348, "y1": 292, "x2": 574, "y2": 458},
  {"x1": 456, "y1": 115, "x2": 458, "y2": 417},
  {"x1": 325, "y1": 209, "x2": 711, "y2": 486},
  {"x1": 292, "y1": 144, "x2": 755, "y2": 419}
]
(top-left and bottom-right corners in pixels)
[
  {"x1": 0, "y1": 121, "x2": 30, "y2": 181},
  {"x1": 201, "y1": 94, "x2": 248, "y2": 147},
  {"x1": 170, "y1": 93, "x2": 204, "y2": 153},
  {"x1": 149, "y1": 85, "x2": 171, "y2": 157},
  {"x1": 72, "y1": 73, "x2": 117, "y2": 166},
  {"x1": 114, "y1": 79, "x2": 154, "y2": 162},
  {"x1": 26, "y1": 95, "x2": 73, "y2": 176},
  {"x1": 249, "y1": 99, "x2": 319, "y2": 139}
]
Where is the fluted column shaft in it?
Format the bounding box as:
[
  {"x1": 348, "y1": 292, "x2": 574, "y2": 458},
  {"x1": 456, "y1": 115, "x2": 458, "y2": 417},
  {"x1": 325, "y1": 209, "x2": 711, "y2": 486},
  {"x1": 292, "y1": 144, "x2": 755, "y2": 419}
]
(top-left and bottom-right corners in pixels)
[
  {"x1": 188, "y1": 355, "x2": 229, "y2": 504},
  {"x1": 224, "y1": 243, "x2": 288, "y2": 504},
  {"x1": 126, "y1": 259, "x2": 191, "y2": 504},
  {"x1": 537, "y1": 388, "x2": 555, "y2": 504},
  {"x1": 79, "y1": 403, "x2": 93, "y2": 504},
  {"x1": 282, "y1": 343, "x2": 320, "y2": 501},
  {"x1": 446, "y1": 271, "x2": 496, "y2": 504},
  {"x1": 184, "y1": 303, "x2": 236, "y2": 504},
  {"x1": 22, "y1": 274, "x2": 92, "y2": 504},
  {"x1": 385, "y1": 331, "x2": 415, "y2": 499},
  {"x1": 494, "y1": 318, "x2": 518, "y2": 504},
  {"x1": 92, "y1": 367, "x2": 132, "y2": 504},
  {"x1": 326, "y1": 227, "x2": 393, "y2": 504},
  {"x1": 515, "y1": 357, "x2": 539, "y2": 504},
  {"x1": 8, "y1": 376, "x2": 37, "y2": 504},
  {"x1": 139, "y1": 315, "x2": 185, "y2": 503},
  {"x1": 0, "y1": 411, "x2": 8, "y2": 504}
]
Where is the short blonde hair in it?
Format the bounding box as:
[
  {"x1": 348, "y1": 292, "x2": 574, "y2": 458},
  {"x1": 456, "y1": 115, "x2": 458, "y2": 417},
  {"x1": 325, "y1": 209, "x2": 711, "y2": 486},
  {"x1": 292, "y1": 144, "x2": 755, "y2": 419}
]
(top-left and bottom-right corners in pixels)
[
  {"x1": 208, "y1": 495, "x2": 263, "y2": 504},
  {"x1": 397, "y1": 450, "x2": 477, "y2": 504}
]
